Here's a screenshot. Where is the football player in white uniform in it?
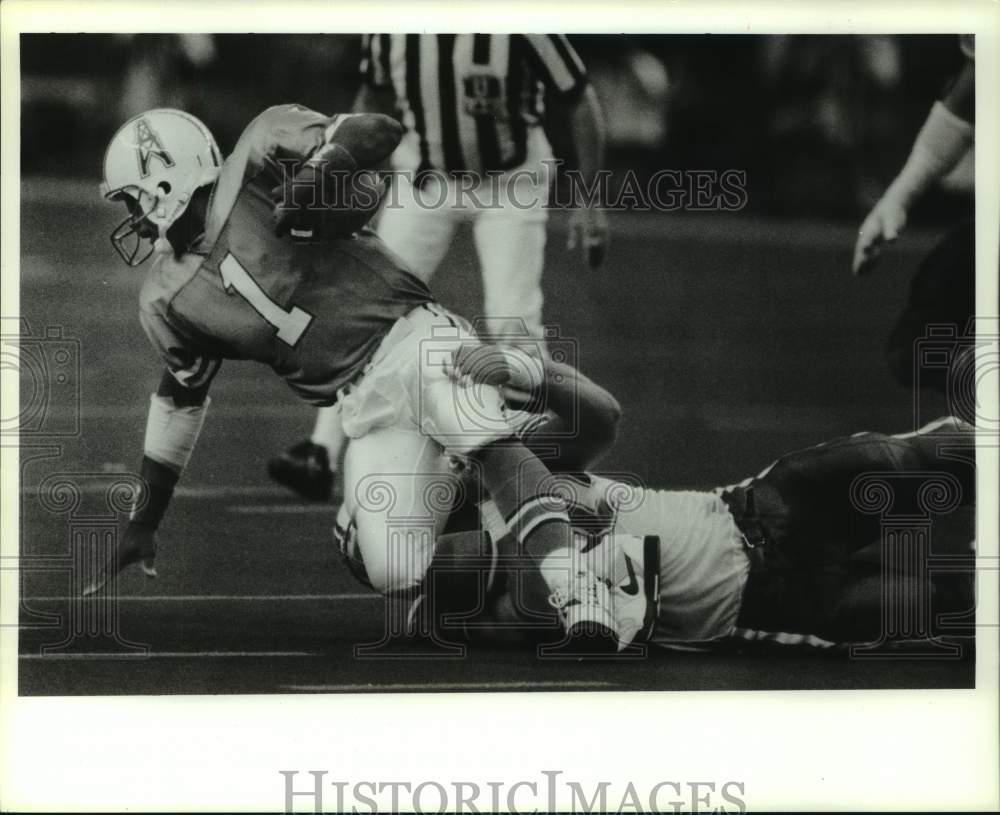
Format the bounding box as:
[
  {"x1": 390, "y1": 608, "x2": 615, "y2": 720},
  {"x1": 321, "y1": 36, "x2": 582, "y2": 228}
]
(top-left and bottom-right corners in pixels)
[{"x1": 337, "y1": 343, "x2": 976, "y2": 652}]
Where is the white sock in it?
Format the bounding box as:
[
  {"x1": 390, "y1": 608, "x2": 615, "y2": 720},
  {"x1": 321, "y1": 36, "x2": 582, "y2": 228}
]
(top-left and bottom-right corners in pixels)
[{"x1": 310, "y1": 404, "x2": 346, "y2": 466}]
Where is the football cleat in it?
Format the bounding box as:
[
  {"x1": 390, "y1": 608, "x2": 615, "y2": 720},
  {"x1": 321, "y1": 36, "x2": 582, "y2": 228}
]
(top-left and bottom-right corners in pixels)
[
  {"x1": 542, "y1": 569, "x2": 620, "y2": 654},
  {"x1": 608, "y1": 536, "x2": 661, "y2": 653},
  {"x1": 267, "y1": 439, "x2": 336, "y2": 501},
  {"x1": 82, "y1": 527, "x2": 158, "y2": 597},
  {"x1": 574, "y1": 532, "x2": 661, "y2": 654}
]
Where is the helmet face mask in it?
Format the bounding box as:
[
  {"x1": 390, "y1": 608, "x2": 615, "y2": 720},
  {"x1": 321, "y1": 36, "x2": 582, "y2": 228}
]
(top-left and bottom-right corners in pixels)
[
  {"x1": 108, "y1": 190, "x2": 160, "y2": 266},
  {"x1": 101, "y1": 109, "x2": 221, "y2": 266}
]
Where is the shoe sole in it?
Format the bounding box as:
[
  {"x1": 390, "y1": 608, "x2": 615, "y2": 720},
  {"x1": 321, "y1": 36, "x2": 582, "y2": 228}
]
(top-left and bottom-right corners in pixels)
[{"x1": 537, "y1": 621, "x2": 620, "y2": 658}]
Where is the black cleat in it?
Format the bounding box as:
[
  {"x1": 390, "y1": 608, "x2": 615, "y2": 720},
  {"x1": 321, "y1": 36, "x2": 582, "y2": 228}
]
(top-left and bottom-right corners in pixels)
[
  {"x1": 267, "y1": 440, "x2": 334, "y2": 501},
  {"x1": 82, "y1": 524, "x2": 158, "y2": 597}
]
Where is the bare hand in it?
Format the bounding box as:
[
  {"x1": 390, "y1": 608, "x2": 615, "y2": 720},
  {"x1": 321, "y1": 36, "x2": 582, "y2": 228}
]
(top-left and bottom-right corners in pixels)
[
  {"x1": 443, "y1": 342, "x2": 545, "y2": 392},
  {"x1": 852, "y1": 195, "x2": 908, "y2": 276}
]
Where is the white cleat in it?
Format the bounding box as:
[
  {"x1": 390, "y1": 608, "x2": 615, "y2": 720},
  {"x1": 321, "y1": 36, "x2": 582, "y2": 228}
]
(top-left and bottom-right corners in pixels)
[{"x1": 544, "y1": 569, "x2": 619, "y2": 654}]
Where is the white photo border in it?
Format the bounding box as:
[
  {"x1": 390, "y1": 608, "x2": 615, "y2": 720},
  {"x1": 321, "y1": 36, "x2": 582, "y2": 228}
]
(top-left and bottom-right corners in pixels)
[{"x1": 1, "y1": 1, "x2": 997, "y2": 811}]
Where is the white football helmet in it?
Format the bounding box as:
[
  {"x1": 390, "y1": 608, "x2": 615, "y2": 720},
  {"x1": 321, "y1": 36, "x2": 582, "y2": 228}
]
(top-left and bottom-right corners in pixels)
[{"x1": 100, "y1": 108, "x2": 222, "y2": 265}]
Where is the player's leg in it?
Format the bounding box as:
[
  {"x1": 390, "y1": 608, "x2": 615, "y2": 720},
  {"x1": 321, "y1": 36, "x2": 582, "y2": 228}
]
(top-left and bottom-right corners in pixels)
[
  {"x1": 472, "y1": 164, "x2": 549, "y2": 345},
  {"x1": 409, "y1": 303, "x2": 616, "y2": 646},
  {"x1": 311, "y1": 402, "x2": 344, "y2": 462},
  {"x1": 422, "y1": 332, "x2": 616, "y2": 647},
  {"x1": 340, "y1": 424, "x2": 454, "y2": 594},
  {"x1": 267, "y1": 404, "x2": 341, "y2": 501},
  {"x1": 334, "y1": 303, "x2": 616, "y2": 648}
]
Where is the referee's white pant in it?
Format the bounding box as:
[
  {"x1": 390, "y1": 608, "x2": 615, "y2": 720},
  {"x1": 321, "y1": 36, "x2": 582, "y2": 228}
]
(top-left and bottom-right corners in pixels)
[{"x1": 377, "y1": 136, "x2": 552, "y2": 343}]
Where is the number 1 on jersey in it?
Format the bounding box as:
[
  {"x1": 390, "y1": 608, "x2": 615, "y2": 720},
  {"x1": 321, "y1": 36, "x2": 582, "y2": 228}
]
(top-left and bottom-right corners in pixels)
[{"x1": 219, "y1": 253, "x2": 313, "y2": 347}]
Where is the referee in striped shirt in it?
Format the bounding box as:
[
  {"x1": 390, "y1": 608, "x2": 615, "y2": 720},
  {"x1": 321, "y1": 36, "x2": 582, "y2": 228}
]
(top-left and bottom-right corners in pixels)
[{"x1": 269, "y1": 33, "x2": 608, "y2": 501}]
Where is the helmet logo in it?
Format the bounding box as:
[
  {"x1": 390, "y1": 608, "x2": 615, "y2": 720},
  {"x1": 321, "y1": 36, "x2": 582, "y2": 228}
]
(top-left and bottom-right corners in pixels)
[{"x1": 134, "y1": 117, "x2": 175, "y2": 178}]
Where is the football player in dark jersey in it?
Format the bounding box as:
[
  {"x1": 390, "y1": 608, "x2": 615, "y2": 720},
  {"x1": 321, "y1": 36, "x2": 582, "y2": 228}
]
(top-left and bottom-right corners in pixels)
[{"x1": 92, "y1": 105, "x2": 620, "y2": 649}]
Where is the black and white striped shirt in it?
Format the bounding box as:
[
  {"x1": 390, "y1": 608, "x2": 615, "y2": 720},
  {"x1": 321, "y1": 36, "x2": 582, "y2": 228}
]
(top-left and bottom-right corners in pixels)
[{"x1": 360, "y1": 34, "x2": 588, "y2": 176}]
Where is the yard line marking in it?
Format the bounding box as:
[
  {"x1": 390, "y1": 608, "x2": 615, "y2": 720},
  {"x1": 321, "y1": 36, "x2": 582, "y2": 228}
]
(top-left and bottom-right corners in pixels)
[
  {"x1": 19, "y1": 650, "x2": 318, "y2": 660},
  {"x1": 177, "y1": 485, "x2": 304, "y2": 500},
  {"x1": 17, "y1": 402, "x2": 905, "y2": 430},
  {"x1": 19, "y1": 483, "x2": 307, "y2": 500},
  {"x1": 228, "y1": 504, "x2": 336, "y2": 515},
  {"x1": 22, "y1": 593, "x2": 377, "y2": 602},
  {"x1": 281, "y1": 681, "x2": 616, "y2": 692},
  {"x1": 28, "y1": 404, "x2": 314, "y2": 421}
]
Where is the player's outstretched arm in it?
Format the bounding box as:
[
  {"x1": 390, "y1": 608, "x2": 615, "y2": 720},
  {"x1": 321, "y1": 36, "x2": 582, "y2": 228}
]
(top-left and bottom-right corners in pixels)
[
  {"x1": 446, "y1": 342, "x2": 622, "y2": 471},
  {"x1": 852, "y1": 59, "x2": 974, "y2": 276},
  {"x1": 84, "y1": 369, "x2": 212, "y2": 595}
]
